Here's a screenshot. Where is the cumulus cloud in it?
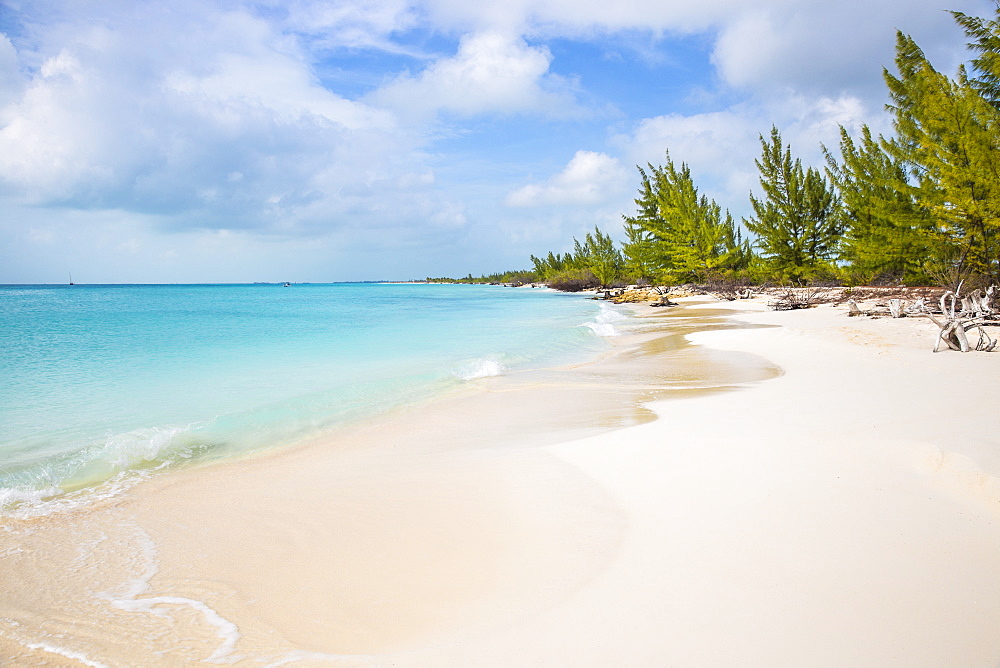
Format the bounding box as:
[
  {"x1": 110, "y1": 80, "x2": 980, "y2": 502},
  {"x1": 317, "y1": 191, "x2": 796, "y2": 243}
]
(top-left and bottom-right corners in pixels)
[
  {"x1": 709, "y1": 3, "x2": 957, "y2": 98},
  {"x1": 621, "y1": 109, "x2": 761, "y2": 204},
  {"x1": 505, "y1": 150, "x2": 629, "y2": 207},
  {"x1": 0, "y1": 4, "x2": 442, "y2": 236},
  {"x1": 370, "y1": 31, "x2": 580, "y2": 119}
]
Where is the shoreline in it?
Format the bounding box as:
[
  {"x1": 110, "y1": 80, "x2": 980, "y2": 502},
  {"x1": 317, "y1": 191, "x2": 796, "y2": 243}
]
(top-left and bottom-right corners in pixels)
[{"x1": 3, "y1": 296, "x2": 1000, "y2": 664}]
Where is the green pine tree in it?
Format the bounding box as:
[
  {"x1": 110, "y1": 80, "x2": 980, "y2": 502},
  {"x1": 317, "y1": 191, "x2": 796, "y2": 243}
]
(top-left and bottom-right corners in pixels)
[
  {"x1": 951, "y1": 6, "x2": 1000, "y2": 107},
  {"x1": 573, "y1": 227, "x2": 624, "y2": 287},
  {"x1": 745, "y1": 127, "x2": 843, "y2": 283},
  {"x1": 824, "y1": 125, "x2": 933, "y2": 284},
  {"x1": 622, "y1": 155, "x2": 749, "y2": 283},
  {"x1": 884, "y1": 27, "x2": 1000, "y2": 283}
]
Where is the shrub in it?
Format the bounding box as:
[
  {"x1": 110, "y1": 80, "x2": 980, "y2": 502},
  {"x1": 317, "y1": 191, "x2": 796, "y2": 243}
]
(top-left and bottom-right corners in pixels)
[{"x1": 547, "y1": 268, "x2": 601, "y2": 292}]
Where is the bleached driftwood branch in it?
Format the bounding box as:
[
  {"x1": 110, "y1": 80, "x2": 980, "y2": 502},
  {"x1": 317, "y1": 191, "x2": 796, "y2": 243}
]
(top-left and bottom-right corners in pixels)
[
  {"x1": 768, "y1": 287, "x2": 832, "y2": 311},
  {"x1": 921, "y1": 283, "x2": 999, "y2": 352}
]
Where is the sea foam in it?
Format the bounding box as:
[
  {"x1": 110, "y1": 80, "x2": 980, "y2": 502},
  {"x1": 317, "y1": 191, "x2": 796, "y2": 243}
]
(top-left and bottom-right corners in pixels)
[
  {"x1": 0, "y1": 485, "x2": 63, "y2": 509},
  {"x1": 582, "y1": 302, "x2": 627, "y2": 337},
  {"x1": 453, "y1": 358, "x2": 506, "y2": 380},
  {"x1": 25, "y1": 644, "x2": 108, "y2": 668},
  {"x1": 100, "y1": 526, "x2": 241, "y2": 664}
]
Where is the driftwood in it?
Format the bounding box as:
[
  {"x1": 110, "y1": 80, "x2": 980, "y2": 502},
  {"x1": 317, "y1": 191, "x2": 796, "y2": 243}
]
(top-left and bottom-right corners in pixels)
[
  {"x1": 768, "y1": 287, "x2": 832, "y2": 311},
  {"x1": 846, "y1": 297, "x2": 891, "y2": 318},
  {"x1": 712, "y1": 287, "x2": 754, "y2": 301},
  {"x1": 920, "y1": 283, "x2": 1000, "y2": 352},
  {"x1": 847, "y1": 299, "x2": 868, "y2": 317},
  {"x1": 846, "y1": 282, "x2": 1000, "y2": 352},
  {"x1": 905, "y1": 298, "x2": 927, "y2": 315},
  {"x1": 959, "y1": 285, "x2": 996, "y2": 318}
]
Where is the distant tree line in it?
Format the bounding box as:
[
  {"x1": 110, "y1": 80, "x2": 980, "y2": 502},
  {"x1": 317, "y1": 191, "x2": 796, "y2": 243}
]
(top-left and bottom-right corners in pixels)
[
  {"x1": 519, "y1": 4, "x2": 1000, "y2": 292},
  {"x1": 425, "y1": 270, "x2": 537, "y2": 285}
]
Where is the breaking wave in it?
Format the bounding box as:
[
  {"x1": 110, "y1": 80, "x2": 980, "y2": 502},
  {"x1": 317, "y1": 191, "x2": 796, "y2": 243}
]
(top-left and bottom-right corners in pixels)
[
  {"x1": 582, "y1": 302, "x2": 627, "y2": 337},
  {"x1": 453, "y1": 357, "x2": 506, "y2": 380},
  {"x1": 0, "y1": 424, "x2": 209, "y2": 516}
]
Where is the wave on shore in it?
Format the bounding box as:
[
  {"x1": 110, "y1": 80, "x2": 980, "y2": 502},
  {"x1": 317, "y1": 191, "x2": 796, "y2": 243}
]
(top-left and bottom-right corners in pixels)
[
  {"x1": 453, "y1": 357, "x2": 507, "y2": 380},
  {"x1": 582, "y1": 302, "x2": 627, "y2": 337}
]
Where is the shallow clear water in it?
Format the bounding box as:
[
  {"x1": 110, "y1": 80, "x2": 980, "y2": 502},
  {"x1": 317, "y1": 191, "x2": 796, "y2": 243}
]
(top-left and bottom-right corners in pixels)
[{"x1": 0, "y1": 283, "x2": 622, "y2": 510}]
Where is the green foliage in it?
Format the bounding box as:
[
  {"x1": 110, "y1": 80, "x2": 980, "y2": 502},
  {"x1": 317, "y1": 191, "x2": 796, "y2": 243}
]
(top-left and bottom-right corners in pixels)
[
  {"x1": 883, "y1": 23, "x2": 1000, "y2": 284},
  {"x1": 425, "y1": 269, "x2": 539, "y2": 285},
  {"x1": 546, "y1": 268, "x2": 601, "y2": 292},
  {"x1": 527, "y1": 226, "x2": 624, "y2": 290},
  {"x1": 497, "y1": 270, "x2": 540, "y2": 285},
  {"x1": 622, "y1": 155, "x2": 750, "y2": 283},
  {"x1": 572, "y1": 226, "x2": 624, "y2": 287},
  {"x1": 529, "y1": 251, "x2": 582, "y2": 281},
  {"x1": 825, "y1": 125, "x2": 934, "y2": 285},
  {"x1": 622, "y1": 213, "x2": 661, "y2": 283},
  {"x1": 951, "y1": 7, "x2": 1000, "y2": 106},
  {"x1": 745, "y1": 127, "x2": 843, "y2": 283}
]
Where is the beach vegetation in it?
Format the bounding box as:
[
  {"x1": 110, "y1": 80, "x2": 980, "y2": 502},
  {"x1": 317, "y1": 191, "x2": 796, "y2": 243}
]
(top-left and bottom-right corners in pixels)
[
  {"x1": 882, "y1": 26, "x2": 1000, "y2": 285},
  {"x1": 523, "y1": 4, "x2": 1000, "y2": 292},
  {"x1": 546, "y1": 267, "x2": 602, "y2": 291},
  {"x1": 824, "y1": 125, "x2": 933, "y2": 286},
  {"x1": 530, "y1": 251, "x2": 579, "y2": 281},
  {"x1": 425, "y1": 269, "x2": 540, "y2": 285},
  {"x1": 530, "y1": 227, "x2": 625, "y2": 287},
  {"x1": 745, "y1": 127, "x2": 844, "y2": 283},
  {"x1": 573, "y1": 226, "x2": 625, "y2": 287},
  {"x1": 622, "y1": 154, "x2": 751, "y2": 284}
]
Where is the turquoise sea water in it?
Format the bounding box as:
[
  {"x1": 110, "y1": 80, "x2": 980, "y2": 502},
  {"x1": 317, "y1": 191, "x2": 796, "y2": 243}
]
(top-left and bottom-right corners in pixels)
[{"x1": 0, "y1": 283, "x2": 623, "y2": 511}]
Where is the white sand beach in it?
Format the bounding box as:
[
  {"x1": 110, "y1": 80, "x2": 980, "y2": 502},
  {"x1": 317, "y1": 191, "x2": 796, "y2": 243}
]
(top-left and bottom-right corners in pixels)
[
  {"x1": 418, "y1": 297, "x2": 1000, "y2": 666},
  {"x1": 3, "y1": 296, "x2": 1000, "y2": 666}
]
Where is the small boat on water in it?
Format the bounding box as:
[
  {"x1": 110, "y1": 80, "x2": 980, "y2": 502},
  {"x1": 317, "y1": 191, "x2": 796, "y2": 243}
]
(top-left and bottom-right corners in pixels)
[{"x1": 283, "y1": 282, "x2": 291, "y2": 287}]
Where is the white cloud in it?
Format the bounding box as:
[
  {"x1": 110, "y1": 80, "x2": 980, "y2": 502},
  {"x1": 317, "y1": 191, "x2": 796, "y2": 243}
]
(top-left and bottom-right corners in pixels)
[
  {"x1": 164, "y1": 50, "x2": 392, "y2": 132},
  {"x1": 370, "y1": 31, "x2": 580, "y2": 119},
  {"x1": 269, "y1": 0, "x2": 421, "y2": 49},
  {"x1": 419, "y1": 0, "x2": 741, "y2": 34},
  {"x1": 710, "y1": 4, "x2": 917, "y2": 98},
  {"x1": 415, "y1": 0, "x2": 992, "y2": 105},
  {"x1": 0, "y1": 5, "x2": 440, "y2": 237},
  {"x1": 505, "y1": 150, "x2": 629, "y2": 207},
  {"x1": 618, "y1": 109, "x2": 760, "y2": 217}
]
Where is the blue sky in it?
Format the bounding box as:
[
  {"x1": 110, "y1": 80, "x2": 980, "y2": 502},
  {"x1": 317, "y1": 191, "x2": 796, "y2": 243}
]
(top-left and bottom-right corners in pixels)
[{"x1": 0, "y1": 0, "x2": 993, "y2": 283}]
